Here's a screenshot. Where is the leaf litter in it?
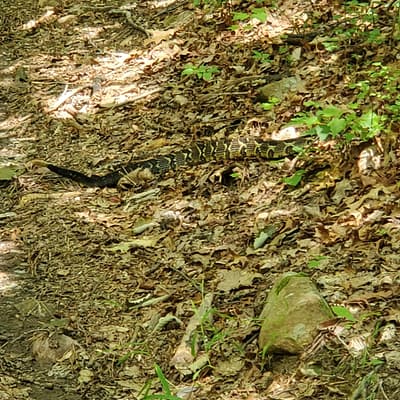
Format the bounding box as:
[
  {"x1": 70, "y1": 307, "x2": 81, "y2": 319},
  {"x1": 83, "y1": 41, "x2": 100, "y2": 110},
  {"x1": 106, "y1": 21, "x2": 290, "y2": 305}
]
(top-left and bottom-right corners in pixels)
[{"x1": 0, "y1": 0, "x2": 399, "y2": 399}]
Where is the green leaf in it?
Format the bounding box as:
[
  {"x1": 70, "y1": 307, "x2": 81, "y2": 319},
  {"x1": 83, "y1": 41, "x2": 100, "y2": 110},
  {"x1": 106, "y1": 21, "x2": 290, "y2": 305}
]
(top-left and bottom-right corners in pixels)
[
  {"x1": 358, "y1": 111, "x2": 379, "y2": 129},
  {"x1": 331, "y1": 305, "x2": 357, "y2": 322},
  {"x1": 141, "y1": 364, "x2": 184, "y2": 399},
  {"x1": 328, "y1": 118, "x2": 347, "y2": 136},
  {"x1": 253, "y1": 50, "x2": 271, "y2": 64},
  {"x1": 312, "y1": 125, "x2": 331, "y2": 141},
  {"x1": 261, "y1": 97, "x2": 279, "y2": 110},
  {"x1": 307, "y1": 256, "x2": 327, "y2": 269},
  {"x1": 369, "y1": 358, "x2": 385, "y2": 366},
  {"x1": 251, "y1": 8, "x2": 267, "y2": 22},
  {"x1": 261, "y1": 102, "x2": 274, "y2": 111},
  {"x1": 282, "y1": 169, "x2": 305, "y2": 187},
  {"x1": 322, "y1": 38, "x2": 339, "y2": 52},
  {"x1": 304, "y1": 100, "x2": 321, "y2": 109},
  {"x1": 181, "y1": 64, "x2": 196, "y2": 76},
  {"x1": 319, "y1": 105, "x2": 344, "y2": 118},
  {"x1": 155, "y1": 364, "x2": 172, "y2": 395},
  {"x1": 290, "y1": 114, "x2": 319, "y2": 127},
  {"x1": 0, "y1": 167, "x2": 17, "y2": 180},
  {"x1": 344, "y1": 132, "x2": 356, "y2": 141},
  {"x1": 233, "y1": 12, "x2": 249, "y2": 21}
]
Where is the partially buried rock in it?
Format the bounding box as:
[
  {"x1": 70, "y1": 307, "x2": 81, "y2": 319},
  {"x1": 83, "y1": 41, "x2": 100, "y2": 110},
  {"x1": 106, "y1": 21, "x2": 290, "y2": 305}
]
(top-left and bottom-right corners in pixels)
[
  {"x1": 258, "y1": 272, "x2": 333, "y2": 354},
  {"x1": 256, "y1": 76, "x2": 306, "y2": 102}
]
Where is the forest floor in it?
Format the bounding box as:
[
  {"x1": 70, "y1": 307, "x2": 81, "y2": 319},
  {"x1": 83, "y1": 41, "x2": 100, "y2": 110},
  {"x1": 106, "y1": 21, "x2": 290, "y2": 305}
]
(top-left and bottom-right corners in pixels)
[{"x1": 0, "y1": 0, "x2": 399, "y2": 399}]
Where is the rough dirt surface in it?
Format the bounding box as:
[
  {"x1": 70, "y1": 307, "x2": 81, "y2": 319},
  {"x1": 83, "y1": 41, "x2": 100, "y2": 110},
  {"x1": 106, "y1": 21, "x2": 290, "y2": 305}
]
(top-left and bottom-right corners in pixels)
[{"x1": 0, "y1": 0, "x2": 399, "y2": 399}]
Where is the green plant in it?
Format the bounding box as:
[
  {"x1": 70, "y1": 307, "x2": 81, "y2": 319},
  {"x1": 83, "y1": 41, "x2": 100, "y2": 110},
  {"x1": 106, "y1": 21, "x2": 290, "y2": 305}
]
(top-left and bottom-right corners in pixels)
[
  {"x1": 365, "y1": 28, "x2": 385, "y2": 44},
  {"x1": 319, "y1": 0, "x2": 390, "y2": 55},
  {"x1": 117, "y1": 341, "x2": 149, "y2": 366},
  {"x1": 331, "y1": 305, "x2": 357, "y2": 322},
  {"x1": 290, "y1": 100, "x2": 386, "y2": 142},
  {"x1": 195, "y1": 308, "x2": 229, "y2": 352},
  {"x1": 290, "y1": 103, "x2": 346, "y2": 140},
  {"x1": 252, "y1": 50, "x2": 271, "y2": 64},
  {"x1": 282, "y1": 169, "x2": 306, "y2": 187},
  {"x1": 348, "y1": 63, "x2": 400, "y2": 127},
  {"x1": 141, "y1": 364, "x2": 183, "y2": 400},
  {"x1": 322, "y1": 37, "x2": 340, "y2": 52},
  {"x1": 181, "y1": 64, "x2": 220, "y2": 81},
  {"x1": 260, "y1": 96, "x2": 280, "y2": 111},
  {"x1": 307, "y1": 255, "x2": 328, "y2": 269},
  {"x1": 230, "y1": 171, "x2": 241, "y2": 179},
  {"x1": 229, "y1": 7, "x2": 267, "y2": 30}
]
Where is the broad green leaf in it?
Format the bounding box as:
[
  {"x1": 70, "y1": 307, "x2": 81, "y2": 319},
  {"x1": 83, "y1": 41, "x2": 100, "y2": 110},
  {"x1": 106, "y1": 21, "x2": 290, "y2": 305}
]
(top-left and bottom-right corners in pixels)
[
  {"x1": 290, "y1": 114, "x2": 319, "y2": 127},
  {"x1": 358, "y1": 111, "x2": 379, "y2": 129},
  {"x1": 282, "y1": 169, "x2": 305, "y2": 187},
  {"x1": 328, "y1": 118, "x2": 347, "y2": 136},
  {"x1": 181, "y1": 64, "x2": 196, "y2": 76},
  {"x1": 312, "y1": 125, "x2": 331, "y2": 141},
  {"x1": 304, "y1": 100, "x2": 321, "y2": 108},
  {"x1": 251, "y1": 8, "x2": 267, "y2": 22},
  {"x1": 331, "y1": 305, "x2": 357, "y2": 322},
  {"x1": 307, "y1": 256, "x2": 327, "y2": 269},
  {"x1": 322, "y1": 38, "x2": 339, "y2": 52},
  {"x1": 261, "y1": 102, "x2": 274, "y2": 111},
  {"x1": 319, "y1": 105, "x2": 344, "y2": 118},
  {"x1": 0, "y1": 167, "x2": 17, "y2": 180},
  {"x1": 233, "y1": 12, "x2": 249, "y2": 21}
]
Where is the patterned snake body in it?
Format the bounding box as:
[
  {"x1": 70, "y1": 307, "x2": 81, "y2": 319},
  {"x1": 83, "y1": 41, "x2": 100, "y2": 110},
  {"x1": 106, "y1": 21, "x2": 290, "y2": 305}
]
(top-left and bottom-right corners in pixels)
[{"x1": 45, "y1": 136, "x2": 309, "y2": 188}]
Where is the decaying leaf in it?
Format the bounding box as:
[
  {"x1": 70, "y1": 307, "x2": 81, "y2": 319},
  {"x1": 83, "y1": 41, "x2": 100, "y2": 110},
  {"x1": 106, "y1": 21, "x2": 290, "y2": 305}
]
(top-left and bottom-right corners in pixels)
[{"x1": 217, "y1": 269, "x2": 263, "y2": 292}]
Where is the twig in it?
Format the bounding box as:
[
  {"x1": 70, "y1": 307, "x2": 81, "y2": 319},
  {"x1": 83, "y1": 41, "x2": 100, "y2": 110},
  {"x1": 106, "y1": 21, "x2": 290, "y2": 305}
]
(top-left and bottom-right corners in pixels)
[
  {"x1": 100, "y1": 88, "x2": 162, "y2": 109},
  {"x1": 48, "y1": 84, "x2": 91, "y2": 112}
]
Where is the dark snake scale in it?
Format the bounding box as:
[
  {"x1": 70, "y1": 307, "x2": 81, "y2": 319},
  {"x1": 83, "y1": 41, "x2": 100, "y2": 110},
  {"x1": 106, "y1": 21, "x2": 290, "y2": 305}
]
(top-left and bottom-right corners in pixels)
[{"x1": 43, "y1": 136, "x2": 310, "y2": 188}]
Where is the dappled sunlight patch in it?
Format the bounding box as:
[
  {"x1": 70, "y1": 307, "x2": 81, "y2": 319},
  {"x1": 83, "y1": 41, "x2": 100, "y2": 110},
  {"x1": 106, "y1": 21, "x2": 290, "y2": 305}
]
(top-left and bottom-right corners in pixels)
[{"x1": 0, "y1": 241, "x2": 20, "y2": 293}]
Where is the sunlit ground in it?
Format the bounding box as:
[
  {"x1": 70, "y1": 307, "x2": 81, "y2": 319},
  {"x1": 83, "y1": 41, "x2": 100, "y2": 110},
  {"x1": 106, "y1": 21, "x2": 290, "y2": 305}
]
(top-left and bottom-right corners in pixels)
[{"x1": 0, "y1": 240, "x2": 19, "y2": 293}]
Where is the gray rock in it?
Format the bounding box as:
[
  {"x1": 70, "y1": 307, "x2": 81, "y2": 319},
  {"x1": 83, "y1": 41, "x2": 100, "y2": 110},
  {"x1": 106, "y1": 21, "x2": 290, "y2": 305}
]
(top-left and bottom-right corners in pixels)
[
  {"x1": 258, "y1": 272, "x2": 333, "y2": 354},
  {"x1": 257, "y1": 76, "x2": 306, "y2": 102}
]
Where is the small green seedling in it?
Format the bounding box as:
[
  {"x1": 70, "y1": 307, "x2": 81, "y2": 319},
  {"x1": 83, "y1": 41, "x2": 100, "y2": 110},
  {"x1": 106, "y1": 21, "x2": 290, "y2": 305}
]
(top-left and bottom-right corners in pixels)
[
  {"x1": 229, "y1": 7, "x2": 267, "y2": 30},
  {"x1": 253, "y1": 50, "x2": 272, "y2": 64},
  {"x1": 260, "y1": 96, "x2": 280, "y2": 111},
  {"x1": 307, "y1": 255, "x2": 328, "y2": 269},
  {"x1": 182, "y1": 64, "x2": 220, "y2": 81}
]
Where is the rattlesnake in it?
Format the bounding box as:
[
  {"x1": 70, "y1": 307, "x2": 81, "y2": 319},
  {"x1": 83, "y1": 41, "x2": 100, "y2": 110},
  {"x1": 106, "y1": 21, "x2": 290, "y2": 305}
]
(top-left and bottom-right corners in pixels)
[{"x1": 38, "y1": 136, "x2": 310, "y2": 188}]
